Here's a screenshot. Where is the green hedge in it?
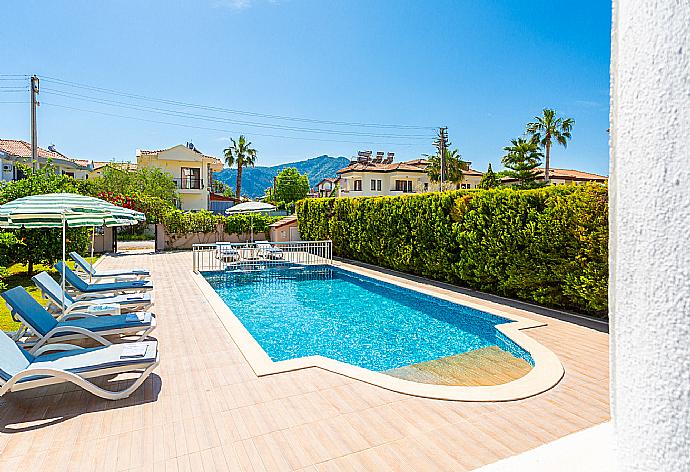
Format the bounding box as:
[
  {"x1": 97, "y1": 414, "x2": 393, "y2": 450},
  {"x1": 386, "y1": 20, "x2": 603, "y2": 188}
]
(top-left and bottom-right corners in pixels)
[
  {"x1": 297, "y1": 183, "x2": 608, "y2": 314},
  {"x1": 161, "y1": 210, "x2": 282, "y2": 235}
]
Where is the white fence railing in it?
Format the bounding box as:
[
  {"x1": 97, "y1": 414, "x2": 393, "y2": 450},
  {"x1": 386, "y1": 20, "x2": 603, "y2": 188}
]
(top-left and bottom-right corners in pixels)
[{"x1": 192, "y1": 240, "x2": 333, "y2": 272}]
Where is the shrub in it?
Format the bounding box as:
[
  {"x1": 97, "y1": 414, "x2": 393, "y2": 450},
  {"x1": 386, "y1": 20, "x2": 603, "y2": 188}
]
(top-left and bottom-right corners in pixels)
[
  {"x1": 0, "y1": 165, "x2": 91, "y2": 275},
  {"x1": 97, "y1": 192, "x2": 173, "y2": 224},
  {"x1": 161, "y1": 209, "x2": 282, "y2": 235},
  {"x1": 162, "y1": 210, "x2": 221, "y2": 234},
  {"x1": 223, "y1": 214, "x2": 281, "y2": 235},
  {"x1": 297, "y1": 184, "x2": 608, "y2": 314}
]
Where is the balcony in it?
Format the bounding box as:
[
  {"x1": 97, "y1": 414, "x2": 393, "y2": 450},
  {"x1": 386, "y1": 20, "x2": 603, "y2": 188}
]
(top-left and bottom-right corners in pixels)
[{"x1": 173, "y1": 177, "x2": 204, "y2": 190}]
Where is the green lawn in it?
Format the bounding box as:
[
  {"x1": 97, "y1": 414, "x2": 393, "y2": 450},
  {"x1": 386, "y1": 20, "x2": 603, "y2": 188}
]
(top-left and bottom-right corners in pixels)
[{"x1": 0, "y1": 256, "x2": 99, "y2": 331}]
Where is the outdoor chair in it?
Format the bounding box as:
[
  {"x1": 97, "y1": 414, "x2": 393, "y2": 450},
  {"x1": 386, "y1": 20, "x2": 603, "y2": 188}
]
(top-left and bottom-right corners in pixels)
[
  {"x1": 32, "y1": 271, "x2": 153, "y2": 317},
  {"x1": 255, "y1": 241, "x2": 284, "y2": 260},
  {"x1": 0, "y1": 331, "x2": 159, "y2": 400},
  {"x1": 55, "y1": 262, "x2": 153, "y2": 295},
  {"x1": 70, "y1": 252, "x2": 150, "y2": 280},
  {"x1": 1, "y1": 286, "x2": 156, "y2": 354},
  {"x1": 216, "y1": 243, "x2": 240, "y2": 262}
]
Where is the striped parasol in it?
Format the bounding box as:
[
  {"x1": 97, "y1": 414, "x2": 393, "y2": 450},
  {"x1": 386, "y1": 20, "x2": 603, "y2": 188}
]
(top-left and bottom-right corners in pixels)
[
  {"x1": 0, "y1": 193, "x2": 146, "y2": 312},
  {"x1": 0, "y1": 193, "x2": 145, "y2": 228}
]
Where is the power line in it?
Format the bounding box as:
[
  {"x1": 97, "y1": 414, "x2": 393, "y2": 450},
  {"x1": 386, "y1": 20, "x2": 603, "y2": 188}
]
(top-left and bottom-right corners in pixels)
[
  {"x1": 40, "y1": 87, "x2": 433, "y2": 139},
  {"x1": 40, "y1": 101, "x2": 425, "y2": 146},
  {"x1": 39, "y1": 75, "x2": 436, "y2": 131}
]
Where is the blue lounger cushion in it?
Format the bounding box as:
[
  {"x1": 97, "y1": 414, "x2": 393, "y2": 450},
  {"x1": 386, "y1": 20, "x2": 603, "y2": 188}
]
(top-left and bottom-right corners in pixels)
[
  {"x1": 0, "y1": 286, "x2": 154, "y2": 338},
  {"x1": 55, "y1": 262, "x2": 153, "y2": 293},
  {"x1": 70, "y1": 252, "x2": 150, "y2": 277},
  {"x1": 32, "y1": 271, "x2": 152, "y2": 309}
]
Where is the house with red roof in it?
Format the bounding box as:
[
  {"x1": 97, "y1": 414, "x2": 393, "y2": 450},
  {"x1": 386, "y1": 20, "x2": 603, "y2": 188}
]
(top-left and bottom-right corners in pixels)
[{"x1": 0, "y1": 139, "x2": 91, "y2": 181}]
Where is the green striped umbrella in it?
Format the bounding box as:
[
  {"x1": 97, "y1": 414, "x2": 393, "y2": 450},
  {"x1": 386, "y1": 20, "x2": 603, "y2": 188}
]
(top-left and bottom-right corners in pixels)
[
  {"x1": 0, "y1": 193, "x2": 146, "y2": 312},
  {"x1": 0, "y1": 193, "x2": 145, "y2": 228}
]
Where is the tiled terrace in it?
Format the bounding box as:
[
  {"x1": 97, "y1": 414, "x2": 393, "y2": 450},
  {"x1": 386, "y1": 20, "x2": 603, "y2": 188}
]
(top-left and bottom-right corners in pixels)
[{"x1": 0, "y1": 251, "x2": 610, "y2": 471}]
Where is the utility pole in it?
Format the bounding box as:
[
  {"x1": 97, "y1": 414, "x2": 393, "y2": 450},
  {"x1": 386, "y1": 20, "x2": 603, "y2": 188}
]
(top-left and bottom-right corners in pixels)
[
  {"x1": 435, "y1": 127, "x2": 448, "y2": 191},
  {"x1": 30, "y1": 75, "x2": 40, "y2": 170}
]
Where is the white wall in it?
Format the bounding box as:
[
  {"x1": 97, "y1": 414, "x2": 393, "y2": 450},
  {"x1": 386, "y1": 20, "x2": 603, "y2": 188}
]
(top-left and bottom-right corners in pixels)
[{"x1": 610, "y1": 1, "x2": 690, "y2": 470}]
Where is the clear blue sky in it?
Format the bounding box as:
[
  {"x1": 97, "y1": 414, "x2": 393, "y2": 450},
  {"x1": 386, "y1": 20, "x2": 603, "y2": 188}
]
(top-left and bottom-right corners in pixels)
[{"x1": 1, "y1": 0, "x2": 611, "y2": 174}]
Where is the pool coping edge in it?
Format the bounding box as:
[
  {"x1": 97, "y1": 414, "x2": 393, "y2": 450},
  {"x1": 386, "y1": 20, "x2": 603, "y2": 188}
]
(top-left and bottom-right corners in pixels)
[{"x1": 191, "y1": 262, "x2": 565, "y2": 402}]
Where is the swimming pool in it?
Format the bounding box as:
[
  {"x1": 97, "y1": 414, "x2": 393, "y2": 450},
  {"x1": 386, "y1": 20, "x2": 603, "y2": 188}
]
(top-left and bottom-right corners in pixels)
[{"x1": 202, "y1": 265, "x2": 533, "y2": 372}]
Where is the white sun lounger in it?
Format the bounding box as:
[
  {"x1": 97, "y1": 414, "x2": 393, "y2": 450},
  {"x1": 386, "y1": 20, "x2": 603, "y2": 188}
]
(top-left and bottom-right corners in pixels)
[
  {"x1": 255, "y1": 241, "x2": 284, "y2": 260},
  {"x1": 70, "y1": 251, "x2": 150, "y2": 280},
  {"x1": 2, "y1": 286, "x2": 156, "y2": 354},
  {"x1": 32, "y1": 271, "x2": 153, "y2": 317},
  {"x1": 55, "y1": 262, "x2": 153, "y2": 295},
  {"x1": 0, "y1": 332, "x2": 159, "y2": 400}
]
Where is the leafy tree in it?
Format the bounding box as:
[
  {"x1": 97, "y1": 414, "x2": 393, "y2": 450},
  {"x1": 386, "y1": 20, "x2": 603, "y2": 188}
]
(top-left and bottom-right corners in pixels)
[
  {"x1": 501, "y1": 137, "x2": 544, "y2": 189},
  {"x1": 426, "y1": 149, "x2": 468, "y2": 187},
  {"x1": 223, "y1": 135, "x2": 257, "y2": 199},
  {"x1": 274, "y1": 167, "x2": 310, "y2": 204},
  {"x1": 526, "y1": 108, "x2": 574, "y2": 183},
  {"x1": 91, "y1": 165, "x2": 178, "y2": 203},
  {"x1": 0, "y1": 164, "x2": 89, "y2": 275},
  {"x1": 478, "y1": 163, "x2": 501, "y2": 189}
]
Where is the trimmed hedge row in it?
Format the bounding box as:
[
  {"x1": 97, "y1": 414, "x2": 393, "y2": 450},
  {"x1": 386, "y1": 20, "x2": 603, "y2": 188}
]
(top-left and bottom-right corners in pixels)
[
  {"x1": 161, "y1": 210, "x2": 282, "y2": 235},
  {"x1": 297, "y1": 184, "x2": 608, "y2": 314}
]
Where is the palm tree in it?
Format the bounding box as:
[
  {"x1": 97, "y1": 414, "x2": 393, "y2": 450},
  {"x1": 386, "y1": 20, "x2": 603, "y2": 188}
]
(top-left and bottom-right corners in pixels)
[
  {"x1": 223, "y1": 135, "x2": 257, "y2": 199},
  {"x1": 426, "y1": 148, "x2": 467, "y2": 189},
  {"x1": 501, "y1": 137, "x2": 543, "y2": 188},
  {"x1": 526, "y1": 109, "x2": 574, "y2": 183}
]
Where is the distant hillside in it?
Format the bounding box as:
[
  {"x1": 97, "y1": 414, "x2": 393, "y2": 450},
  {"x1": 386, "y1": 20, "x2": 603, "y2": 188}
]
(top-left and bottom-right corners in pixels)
[{"x1": 214, "y1": 155, "x2": 350, "y2": 198}]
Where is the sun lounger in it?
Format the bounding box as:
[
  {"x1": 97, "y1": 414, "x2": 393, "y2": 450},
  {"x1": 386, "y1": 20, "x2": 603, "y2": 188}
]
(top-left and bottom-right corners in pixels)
[
  {"x1": 0, "y1": 332, "x2": 159, "y2": 400},
  {"x1": 255, "y1": 241, "x2": 284, "y2": 260},
  {"x1": 1, "y1": 286, "x2": 156, "y2": 354},
  {"x1": 55, "y1": 262, "x2": 153, "y2": 295},
  {"x1": 70, "y1": 252, "x2": 150, "y2": 279},
  {"x1": 32, "y1": 271, "x2": 153, "y2": 317}
]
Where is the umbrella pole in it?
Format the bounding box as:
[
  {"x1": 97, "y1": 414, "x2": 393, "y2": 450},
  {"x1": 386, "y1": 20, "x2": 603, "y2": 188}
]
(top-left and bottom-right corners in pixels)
[
  {"x1": 90, "y1": 225, "x2": 96, "y2": 282},
  {"x1": 61, "y1": 216, "x2": 66, "y2": 314},
  {"x1": 251, "y1": 214, "x2": 254, "y2": 242}
]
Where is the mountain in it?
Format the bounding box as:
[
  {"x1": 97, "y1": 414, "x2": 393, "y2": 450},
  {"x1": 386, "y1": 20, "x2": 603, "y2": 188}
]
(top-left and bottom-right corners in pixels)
[{"x1": 214, "y1": 155, "x2": 350, "y2": 198}]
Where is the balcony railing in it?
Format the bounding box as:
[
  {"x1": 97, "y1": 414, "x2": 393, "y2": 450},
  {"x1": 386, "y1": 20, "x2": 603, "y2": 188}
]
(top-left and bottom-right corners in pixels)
[{"x1": 173, "y1": 177, "x2": 203, "y2": 190}]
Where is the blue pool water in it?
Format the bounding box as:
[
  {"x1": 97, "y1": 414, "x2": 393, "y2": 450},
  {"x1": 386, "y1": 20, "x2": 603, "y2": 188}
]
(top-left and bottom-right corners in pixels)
[{"x1": 202, "y1": 265, "x2": 533, "y2": 372}]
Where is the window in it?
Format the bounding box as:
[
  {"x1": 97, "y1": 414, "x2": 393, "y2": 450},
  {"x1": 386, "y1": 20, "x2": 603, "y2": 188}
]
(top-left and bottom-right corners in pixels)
[
  {"x1": 181, "y1": 167, "x2": 201, "y2": 189},
  {"x1": 395, "y1": 180, "x2": 413, "y2": 193},
  {"x1": 370, "y1": 179, "x2": 382, "y2": 191},
  {"x1": 377, "y1": 180, "x2": 381, "y2": 191},
  {"x1": 424, "y1": 183, "x2": 429, "y2": 191},
  {"x1": 353, "y1": 179, "x2": 362, "y2": 191},
  {"x1": 64, "y1": 172, "x2": 75, "y2": 178},
  {"x1": 371, "y1": 179, "x2": 376, "y2": 191}
]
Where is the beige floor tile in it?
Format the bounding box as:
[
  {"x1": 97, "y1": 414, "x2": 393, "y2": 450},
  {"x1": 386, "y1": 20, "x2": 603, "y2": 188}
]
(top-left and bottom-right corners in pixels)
[{"x1": 0, "y1": 251, "x2": 610, "y2": 471}]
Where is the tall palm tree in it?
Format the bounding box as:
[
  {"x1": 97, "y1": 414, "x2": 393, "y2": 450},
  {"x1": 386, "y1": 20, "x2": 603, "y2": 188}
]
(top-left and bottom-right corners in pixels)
[
  {"x1": 526, "y1": 109, "x2": 574, "y2": 183},
  {"x1": 223, "y1": 135, "x2": 257, "y2": 199}
]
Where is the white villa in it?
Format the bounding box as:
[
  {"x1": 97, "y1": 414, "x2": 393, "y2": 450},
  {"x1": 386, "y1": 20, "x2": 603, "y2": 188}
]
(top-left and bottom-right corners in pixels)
[
  {"x1": 335, "y1": 151, "x2": 484, "y2": 197},
  {"x1": 136, "y1": 143, "x2": 223, "y2": 211}
]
